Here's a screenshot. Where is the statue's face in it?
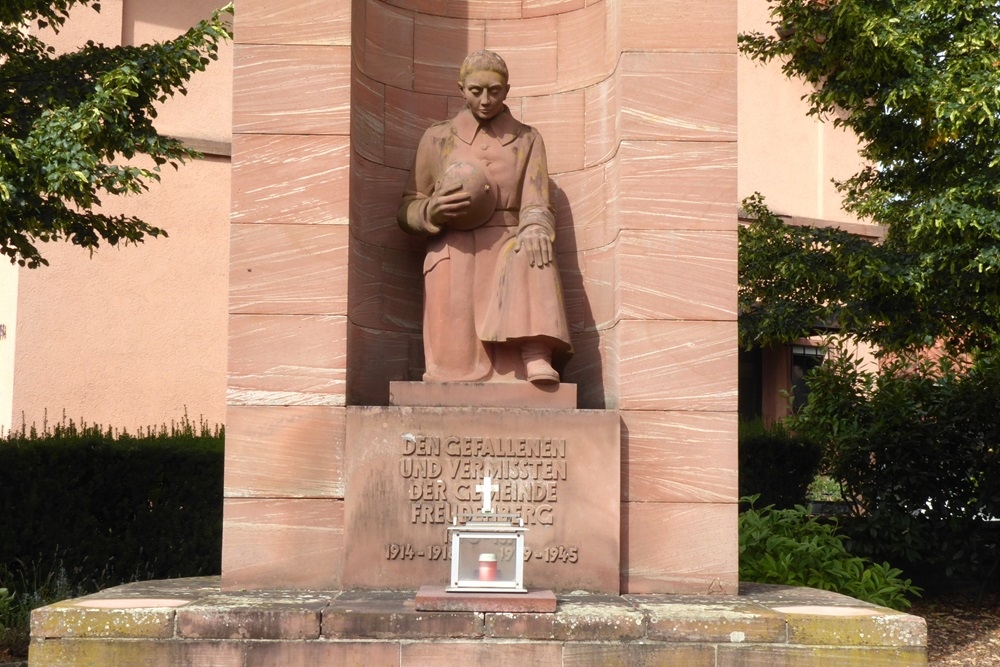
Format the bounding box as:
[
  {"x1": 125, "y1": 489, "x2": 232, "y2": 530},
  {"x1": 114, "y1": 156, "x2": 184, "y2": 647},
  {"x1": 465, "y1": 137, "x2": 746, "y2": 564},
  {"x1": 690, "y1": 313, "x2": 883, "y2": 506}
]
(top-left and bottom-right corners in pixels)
[{"x1": 459, "y1": 70, "x2": 510, "y2": 121}]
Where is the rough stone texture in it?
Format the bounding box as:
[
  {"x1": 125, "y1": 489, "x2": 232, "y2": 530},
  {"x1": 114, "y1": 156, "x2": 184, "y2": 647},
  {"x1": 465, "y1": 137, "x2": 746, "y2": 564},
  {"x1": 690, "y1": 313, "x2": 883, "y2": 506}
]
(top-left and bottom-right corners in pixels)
[
  {"x1": 29, "y1": 579, "x2": 926, "y2": 666},
  {"x1": 324, "y1": 591, "x2": 484, "y2": 638},
  {"x1": 485, "y1": 595, "x2": 645, "y2": 640},
  {"x1": 31, "y1": 601, "x2": 176, "y2": 640},
  {"x1": 415, "y1": 586, "x2": 557, "y2": 613},
  {"x1": 389, "y1": 381, "x2": 578, "y2": 409}
]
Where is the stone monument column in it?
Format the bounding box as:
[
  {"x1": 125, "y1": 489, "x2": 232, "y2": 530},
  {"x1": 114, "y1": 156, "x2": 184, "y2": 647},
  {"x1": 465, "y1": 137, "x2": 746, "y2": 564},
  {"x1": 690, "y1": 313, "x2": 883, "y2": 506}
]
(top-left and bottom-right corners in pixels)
[{"x1": 223, "y1": 0, "x2": 737, "y2": 595}]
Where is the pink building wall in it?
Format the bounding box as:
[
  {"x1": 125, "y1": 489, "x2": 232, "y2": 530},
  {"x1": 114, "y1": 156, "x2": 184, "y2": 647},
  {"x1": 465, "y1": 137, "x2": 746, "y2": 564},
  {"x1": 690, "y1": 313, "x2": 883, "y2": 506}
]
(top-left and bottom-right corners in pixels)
[
  {"x1": 223, "y1": 0, "x2": 739, "y2": 594},
  {"x1": 4, "y1": 0, "x2": 231, "y2": 433}
]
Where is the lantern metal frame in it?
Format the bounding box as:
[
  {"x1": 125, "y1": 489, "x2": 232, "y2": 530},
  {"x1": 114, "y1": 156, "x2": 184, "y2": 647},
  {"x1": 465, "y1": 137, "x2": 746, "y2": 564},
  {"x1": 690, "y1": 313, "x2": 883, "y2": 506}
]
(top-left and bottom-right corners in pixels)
[{"x1": 446, "y1": 513, "x2": 527, "y2": 593}]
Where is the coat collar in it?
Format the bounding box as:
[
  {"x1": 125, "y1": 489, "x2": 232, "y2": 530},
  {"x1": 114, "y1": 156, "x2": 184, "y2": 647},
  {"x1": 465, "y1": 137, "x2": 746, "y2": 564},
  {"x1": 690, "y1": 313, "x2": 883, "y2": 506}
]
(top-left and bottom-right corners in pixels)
[{"x1": 451, "y1": 106, "x2": 522, "y2": 146}]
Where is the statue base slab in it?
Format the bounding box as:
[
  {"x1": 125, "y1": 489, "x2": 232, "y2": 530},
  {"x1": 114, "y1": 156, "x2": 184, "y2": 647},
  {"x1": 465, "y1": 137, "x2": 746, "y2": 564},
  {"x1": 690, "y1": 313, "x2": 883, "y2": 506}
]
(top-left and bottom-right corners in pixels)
[
  {"x1": 414, "y1": 585, "x2": 557, "y2": 613},
  {"x1": 29, "y1": 578, "x2": 927, "y2": 666}
]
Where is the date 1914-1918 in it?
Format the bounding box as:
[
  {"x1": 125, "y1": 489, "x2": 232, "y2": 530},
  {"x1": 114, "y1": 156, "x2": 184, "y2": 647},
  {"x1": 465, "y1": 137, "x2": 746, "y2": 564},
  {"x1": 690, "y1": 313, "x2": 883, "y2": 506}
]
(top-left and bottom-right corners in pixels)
[{"x1": 385, "y1": 543, "x2": 579, "y2": 564}]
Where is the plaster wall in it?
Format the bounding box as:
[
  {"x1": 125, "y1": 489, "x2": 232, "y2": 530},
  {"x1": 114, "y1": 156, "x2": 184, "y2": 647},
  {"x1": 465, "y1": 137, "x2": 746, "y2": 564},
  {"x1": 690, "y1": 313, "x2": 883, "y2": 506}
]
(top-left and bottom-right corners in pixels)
[
  {"x1": 8, "y1": 0, "x2": 232, "y2": 432},
  {"x1": 737, "y1": 0, "x2": 866, "y2": 223},
  {"x1": 0, "y1": 263, "x2": 16, "y2": 434}
]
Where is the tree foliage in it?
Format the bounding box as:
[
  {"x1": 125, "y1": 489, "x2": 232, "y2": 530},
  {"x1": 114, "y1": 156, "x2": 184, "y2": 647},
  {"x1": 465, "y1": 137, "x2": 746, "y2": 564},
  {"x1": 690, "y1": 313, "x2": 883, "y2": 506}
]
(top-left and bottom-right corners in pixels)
[
  {"x1": 739, "y1": 1, "x2": 1000, "y2": 353},
  {"x1": 0, "y1": 0, "x2": 232, "y2": 267},
  {"x1": 789, "y1": 344, "x2": 1000, "y2": 583}
]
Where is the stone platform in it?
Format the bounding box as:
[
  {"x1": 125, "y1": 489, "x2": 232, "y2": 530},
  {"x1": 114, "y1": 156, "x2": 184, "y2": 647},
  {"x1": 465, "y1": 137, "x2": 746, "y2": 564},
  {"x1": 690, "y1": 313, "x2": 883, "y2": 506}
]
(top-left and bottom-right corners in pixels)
[{"x1": 29, "y1": 577, "x2": 927, "y2": 666}]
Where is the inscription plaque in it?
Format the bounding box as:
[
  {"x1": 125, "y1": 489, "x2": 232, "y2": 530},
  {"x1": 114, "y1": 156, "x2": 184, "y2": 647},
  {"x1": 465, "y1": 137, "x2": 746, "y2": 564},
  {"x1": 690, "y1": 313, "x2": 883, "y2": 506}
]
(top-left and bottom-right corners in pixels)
[{"x1": 344, "y1": 406, "x2": 621, "y2": 593}]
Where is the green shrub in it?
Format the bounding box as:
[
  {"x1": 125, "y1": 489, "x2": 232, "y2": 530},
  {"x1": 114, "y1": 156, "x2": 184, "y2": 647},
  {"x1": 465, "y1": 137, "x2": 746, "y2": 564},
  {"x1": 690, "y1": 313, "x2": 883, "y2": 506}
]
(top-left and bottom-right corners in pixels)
[
  {"x1": 791, "y1": 345, "x2": 1000, "y2": 585},
  {"x1": 0, "y1": 415, "x2": 224, "y2": 658},
  {"x1": 739, "y1": 419, "x2": 823, "y2": 509},
  {"x1": 0, "y1": 415, "x2": 224, "y2": 589},
  {"x1": 739, "y1": 498, "x2": 921, "y2": 610}
]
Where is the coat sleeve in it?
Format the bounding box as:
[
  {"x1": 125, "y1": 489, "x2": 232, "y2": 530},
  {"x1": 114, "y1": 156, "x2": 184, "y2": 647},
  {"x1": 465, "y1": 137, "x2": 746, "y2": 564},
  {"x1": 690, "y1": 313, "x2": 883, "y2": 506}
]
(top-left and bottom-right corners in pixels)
[
  {"x1": 397, "y1": 127, "x2": 444, "y2": 236},
  {"x1": 516, "y1": 129, "x2": 556, "y2": 240}
]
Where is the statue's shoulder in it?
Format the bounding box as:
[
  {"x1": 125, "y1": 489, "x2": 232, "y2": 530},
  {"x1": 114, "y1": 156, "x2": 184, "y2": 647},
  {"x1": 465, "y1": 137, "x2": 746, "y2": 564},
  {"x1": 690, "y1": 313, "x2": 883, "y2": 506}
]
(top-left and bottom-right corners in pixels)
[{"x1": 426, "y1": 118, "x2": 453, "y2": 134}]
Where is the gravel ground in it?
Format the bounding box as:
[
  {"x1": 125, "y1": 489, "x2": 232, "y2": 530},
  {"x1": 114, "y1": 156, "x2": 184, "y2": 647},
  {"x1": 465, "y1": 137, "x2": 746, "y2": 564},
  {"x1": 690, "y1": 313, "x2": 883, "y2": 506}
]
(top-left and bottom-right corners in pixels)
[{"x1": 912, "y1": 591, "x2": 1000, "y2": 666}]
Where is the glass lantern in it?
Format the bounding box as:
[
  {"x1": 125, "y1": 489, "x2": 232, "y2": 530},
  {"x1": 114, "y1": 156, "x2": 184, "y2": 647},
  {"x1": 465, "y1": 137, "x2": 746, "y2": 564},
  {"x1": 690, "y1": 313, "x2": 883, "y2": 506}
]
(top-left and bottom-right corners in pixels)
[{"x1": 447, "y1": 514, "x2": 527, "y2": 593}]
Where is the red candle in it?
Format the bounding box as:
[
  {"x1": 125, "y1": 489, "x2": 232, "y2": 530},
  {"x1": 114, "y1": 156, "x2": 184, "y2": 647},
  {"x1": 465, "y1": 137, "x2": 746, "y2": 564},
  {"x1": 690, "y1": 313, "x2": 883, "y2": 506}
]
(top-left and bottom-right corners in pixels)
[{"x1": 478, "y1": 553, "x2": 498, "y2": 581}]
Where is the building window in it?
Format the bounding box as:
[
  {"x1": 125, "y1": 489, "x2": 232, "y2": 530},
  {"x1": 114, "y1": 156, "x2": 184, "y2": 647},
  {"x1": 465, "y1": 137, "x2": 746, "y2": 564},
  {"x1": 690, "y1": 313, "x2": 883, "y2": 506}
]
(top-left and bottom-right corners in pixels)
[
  {"x1": 738, "y1": 347, "x2": 763, "y2": 421},
  {"x1": 790, "y1": 345, "x2": 824, "y2": 413}
]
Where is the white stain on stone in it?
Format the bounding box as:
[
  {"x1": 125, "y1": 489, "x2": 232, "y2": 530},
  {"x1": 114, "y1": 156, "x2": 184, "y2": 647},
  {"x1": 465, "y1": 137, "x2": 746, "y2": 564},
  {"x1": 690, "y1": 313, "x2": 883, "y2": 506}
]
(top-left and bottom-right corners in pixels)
[{"x1": 730, "y1": 630, "x2": 746, "y2": 643}]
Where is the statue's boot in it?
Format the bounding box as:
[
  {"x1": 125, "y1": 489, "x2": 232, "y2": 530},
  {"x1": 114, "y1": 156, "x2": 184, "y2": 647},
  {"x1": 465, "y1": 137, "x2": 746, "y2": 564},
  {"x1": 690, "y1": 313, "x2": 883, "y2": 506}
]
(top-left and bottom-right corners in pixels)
[{"x1": 522, "y1": 341, "x2": 559, "y2": 384}]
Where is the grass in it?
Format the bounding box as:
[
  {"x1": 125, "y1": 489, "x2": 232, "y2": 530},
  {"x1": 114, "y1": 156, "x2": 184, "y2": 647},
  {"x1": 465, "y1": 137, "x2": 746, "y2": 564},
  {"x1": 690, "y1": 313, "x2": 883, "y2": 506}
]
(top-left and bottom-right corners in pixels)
[{"x1": 807, "y1": 474, "x2": 845, "y2": 503}]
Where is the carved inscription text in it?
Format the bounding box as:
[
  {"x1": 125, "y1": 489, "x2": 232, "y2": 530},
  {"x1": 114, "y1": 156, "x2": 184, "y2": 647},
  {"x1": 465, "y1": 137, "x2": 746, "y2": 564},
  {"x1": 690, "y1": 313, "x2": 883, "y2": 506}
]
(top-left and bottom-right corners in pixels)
[{"x1": 400, "y1": 435, "x2": 567, "y2": 526}]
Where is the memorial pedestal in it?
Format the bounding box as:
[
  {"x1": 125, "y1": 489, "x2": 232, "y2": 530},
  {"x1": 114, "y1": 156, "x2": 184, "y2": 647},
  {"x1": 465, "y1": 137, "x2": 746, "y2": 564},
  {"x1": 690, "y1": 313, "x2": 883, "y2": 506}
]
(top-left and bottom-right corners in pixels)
[
  {"x1": 343, "y1": 384, "x2": 621, "y2": 594},
  {"x1": 29, "y1": 578, "x2": 927, "y2": 666}
]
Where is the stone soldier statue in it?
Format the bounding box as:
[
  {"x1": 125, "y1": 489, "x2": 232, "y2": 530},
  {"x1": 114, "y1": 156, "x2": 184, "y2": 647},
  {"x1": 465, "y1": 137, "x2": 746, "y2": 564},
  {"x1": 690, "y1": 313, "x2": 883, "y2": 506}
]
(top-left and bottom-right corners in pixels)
[{"x1": 398, "y1": 50, "x2": 572, "y2": 385}]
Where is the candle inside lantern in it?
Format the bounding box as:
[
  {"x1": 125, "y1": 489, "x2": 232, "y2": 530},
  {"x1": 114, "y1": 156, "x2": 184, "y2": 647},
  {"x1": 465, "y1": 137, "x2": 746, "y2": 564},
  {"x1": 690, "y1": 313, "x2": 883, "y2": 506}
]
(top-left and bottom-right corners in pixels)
[{"x1": 478, "y1": 553, "x2": 498, "y2": 581}]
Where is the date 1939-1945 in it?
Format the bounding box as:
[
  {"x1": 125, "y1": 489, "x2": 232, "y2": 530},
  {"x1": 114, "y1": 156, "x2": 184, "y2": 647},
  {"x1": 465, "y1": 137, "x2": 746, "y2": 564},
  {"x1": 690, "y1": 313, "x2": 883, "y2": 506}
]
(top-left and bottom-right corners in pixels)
[{"x1": 385, "y1": 544, "x2": 578, "y2": 563}]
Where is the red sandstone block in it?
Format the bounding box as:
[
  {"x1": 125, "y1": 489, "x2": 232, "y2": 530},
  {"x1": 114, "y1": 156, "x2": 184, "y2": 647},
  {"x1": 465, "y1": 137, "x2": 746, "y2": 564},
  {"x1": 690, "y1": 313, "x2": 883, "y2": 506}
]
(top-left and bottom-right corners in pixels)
[
  {"x1": 324, "y1": 591, "x2": 484, "y2": 639},
  {"x1": 621, "y1": 411, "x2": 737, "y2": 503},
  {"x1": 619, "y1": 52, "x2": 737, "y2": 142},
  {"x1": 557, "y1": 3, "x2": 617, "y2": 90},
  {"x1": 225, "y1": 405, "x2": 346, "y2": 496},
  {"x1": 384, "y1": 87, "x2": 451, "y2": 170},
  {"x1": 627, "y1": 595, "x2": 787, "y2": 643},
  {"x1": 231, "y1": 134, "x2": 350, "y2": 227},
  {"x1": 485, "y1": 595, "x2": 644, "y2": 640},
  {"x1": 221, "y1": 498, "x2": 345, "y2": 590},
  {"x1": 389, "y1": 381, "x2": 577, "y2": 409},
  {"x1": 235, "y1": 0, "x2": 351, "y2": 46},
  {"x1": 348, "y1": 157, "x2": 415, "y2": 249},
  {"x1": 522, "y1": 91, "x2": 586, "y2": 174},
  {"x1": 552, "y1": 165, "x2": 618, "y2": 253},
  {"x1": 621, "y1": 0, "x2": 736, "y2": 53},
  {"x1": 344, "y1": 322, "x2": 417, "y2": 406},
  {"x1": 616, "y1": 320, "x2": 737, "y2": 412},
  {"x1": 233, "y1": 44, "x2": 350, "y2": 135},
  {"x1": 347, "y1": 239, "x2": 424, "y2": 332},
  {"x1": 562, "y1": 328, "x2": 617, "y2": 410},
  {"x1": 413, "y1": 15, "x2": 486, "y2": 96},
  {"x1": 416, "y1": 586, "x2": 557, "y2": 613},
  {"x1": 485, "y1": 16, "x2": 558, "y2": 96},
  {"x1": 563, "y1": 643, "x2": 717, "y2": 667},
  {"x1": 523, "y1": 0, "x2": 585, "y2": 18},
  {"x1": 29, "y1": 639, "x2": 245, "y2": 666},
  {"x1": 618, "y1": 230, "x2": 738, "y2": 322},
  {"x1": 31, "y1": 602, "x2": 176, "y2": 639},
  {"x1": 561, "y1": 241, "x2": 616, "y2": 334},
  {"x1": 227, "y1": 314, "x2": 347, "y2": 407},
  {"x1": 583, "y1": 73, "x2": 620, "y2": 168},
  {"x1": 176, "y1": 596, "x2": 328, "y2": 640},
  {"x1": 401, "y1": 641, "x2": 563, "y2": 666},
  {"x1": 351, "y1": 69, "x2": 386, "y2": 165},
  {"x1": 229, "y1": 223, "x2": 350, "y2": 316},
  {"x1": 621, "y1": 502, "x2": 738, "y2": 595},
  {"x1": 362, "y1": 0, "x2": 414, "y2": 89},
  {"x1": 782, "y1": 608, "x2": 928, "y2": 647},
  {"x1": 716, "y1": 645, "x2": 928, "y2": 667},
  {"x1": 617, "y1": 140, "x2": 737, "y2": 232},
  {"x1": 246, "y1": 641, "x2": 400, "y2": 667}
]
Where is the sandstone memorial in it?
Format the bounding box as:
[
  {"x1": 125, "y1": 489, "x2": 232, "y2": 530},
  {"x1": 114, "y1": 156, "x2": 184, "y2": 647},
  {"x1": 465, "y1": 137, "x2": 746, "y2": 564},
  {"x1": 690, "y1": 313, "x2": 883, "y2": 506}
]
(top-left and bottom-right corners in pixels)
[{"x1": 28, "y1": 1, "x2": 929, "y2": 665}]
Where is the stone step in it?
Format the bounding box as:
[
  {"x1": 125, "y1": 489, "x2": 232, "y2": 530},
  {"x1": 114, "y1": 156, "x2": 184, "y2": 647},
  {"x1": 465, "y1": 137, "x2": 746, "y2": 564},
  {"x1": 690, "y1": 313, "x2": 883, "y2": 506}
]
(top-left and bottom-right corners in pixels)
[{"x1": 29, "y1": 577, "x2": 927, "y2": 666}]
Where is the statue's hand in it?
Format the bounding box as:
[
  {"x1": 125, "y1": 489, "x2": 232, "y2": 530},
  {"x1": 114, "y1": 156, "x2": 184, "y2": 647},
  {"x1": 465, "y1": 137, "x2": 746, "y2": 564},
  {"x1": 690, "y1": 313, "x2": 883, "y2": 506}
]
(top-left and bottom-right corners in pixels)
[
  {"x1": 514, "y1": 226, "x2": 553, "y2": 267},
  {"x1": 427, "y1": 182, "x2": 471, "y2": 230}
]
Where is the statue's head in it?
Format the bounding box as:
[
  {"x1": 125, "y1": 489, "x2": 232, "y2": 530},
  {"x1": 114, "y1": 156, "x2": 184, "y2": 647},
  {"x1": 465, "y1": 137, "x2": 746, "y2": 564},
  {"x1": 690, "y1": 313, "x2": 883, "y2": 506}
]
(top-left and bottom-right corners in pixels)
[
  {"x1": 459, "y1": 50, "x2": 509, "y2": 85},
  {"x1": 458, "y1": 50, "x2": 510, "y2": 121}
]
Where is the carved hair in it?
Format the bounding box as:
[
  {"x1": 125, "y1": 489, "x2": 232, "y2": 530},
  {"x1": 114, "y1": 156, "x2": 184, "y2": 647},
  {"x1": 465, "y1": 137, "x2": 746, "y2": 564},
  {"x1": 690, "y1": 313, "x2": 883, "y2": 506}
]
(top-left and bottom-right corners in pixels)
[{"x1": 459, "y1": 50, "x2": 509, "y2": 84}]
